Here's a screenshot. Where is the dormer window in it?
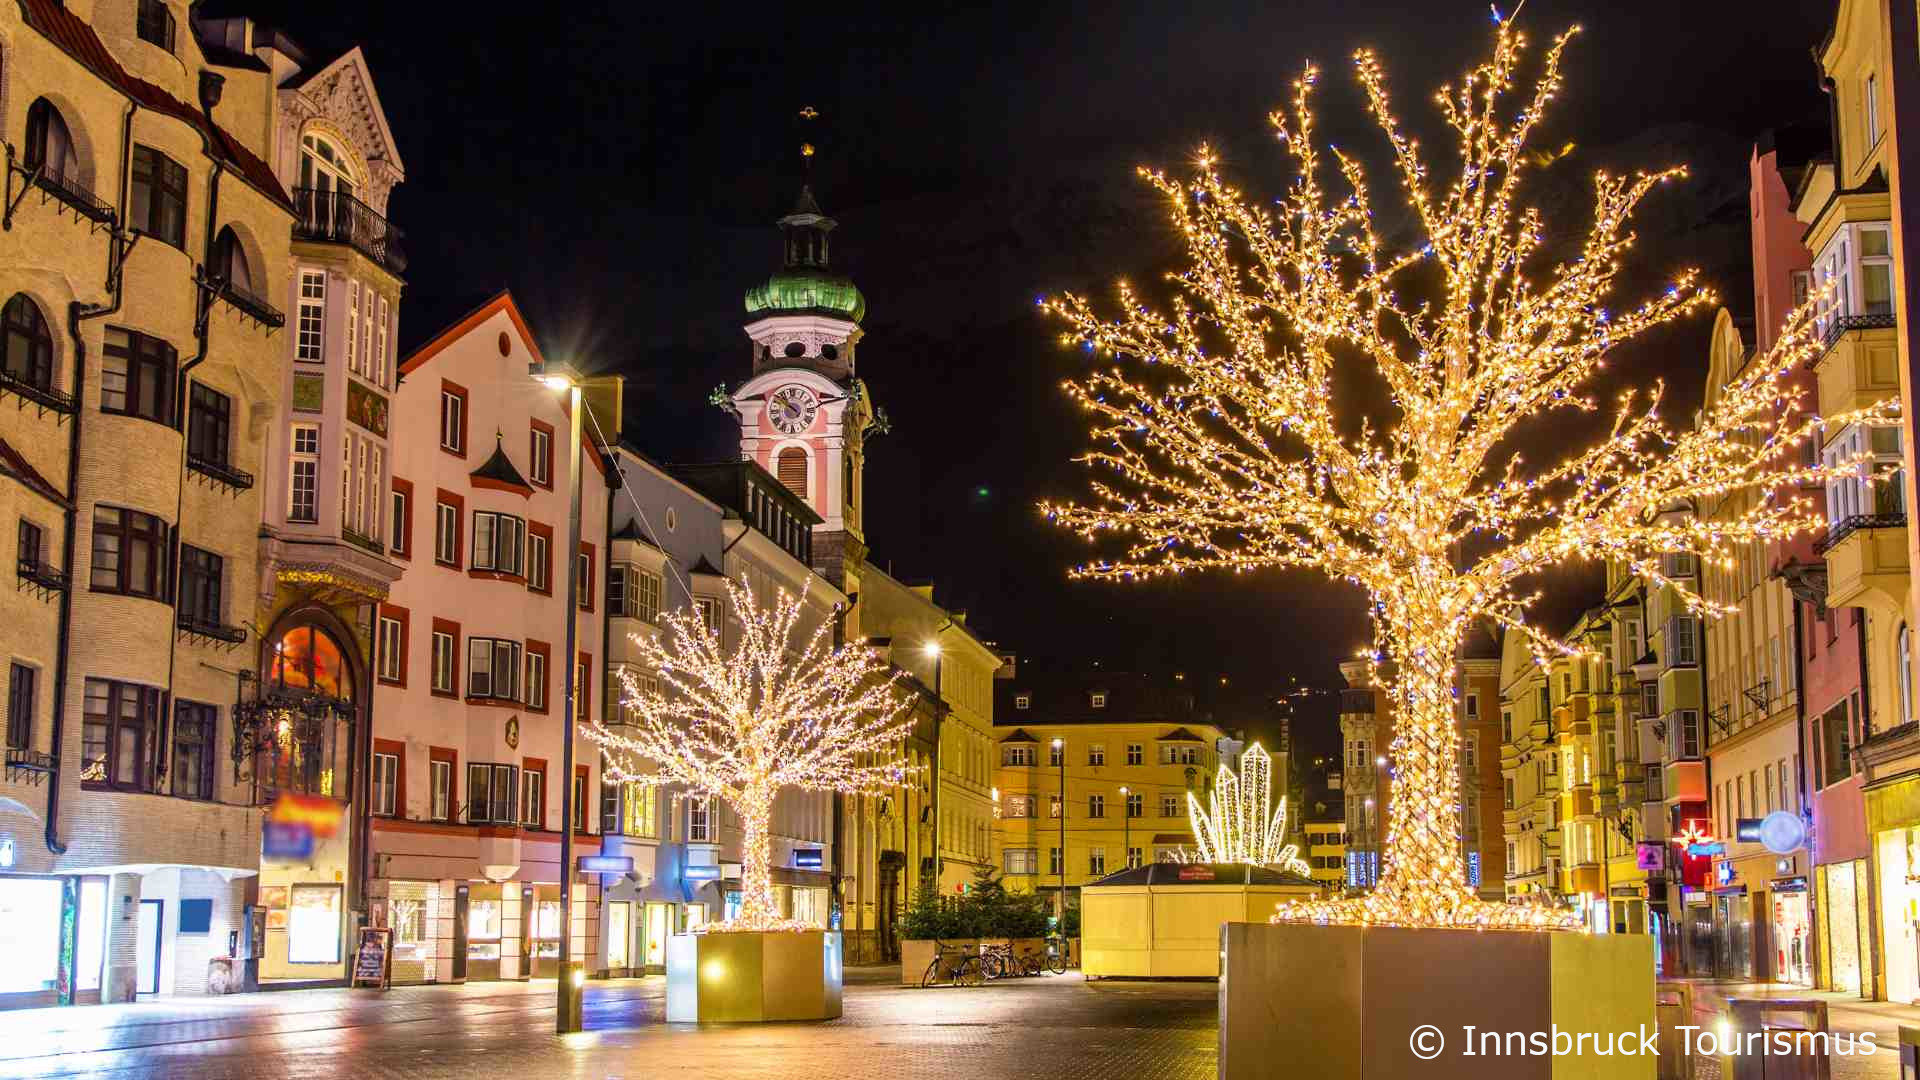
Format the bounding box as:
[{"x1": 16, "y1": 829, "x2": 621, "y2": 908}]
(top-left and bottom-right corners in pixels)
[
  {"x1": 1015, "y1": 693, "x2": 1030, "y2": 711},
  {"x1": 136, "y1": 0, "x2": 176, "y2": 52},
  {"x1": 1867, "y1": 73, "x2": 1882, "y2": 147},
  {"x1": 1090, "y1": 692, "x2": 1107, "y2": 709}
]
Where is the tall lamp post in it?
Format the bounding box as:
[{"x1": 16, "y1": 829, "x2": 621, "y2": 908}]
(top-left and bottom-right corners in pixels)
[
  {"x1": 1119, "y1": 785, "x2": 1130, "y2": 870},
  {"x1": 537, "y1": 361, "x2": 585, "y2": 1034},
  {"x1": 923, "y1": 641, "x2": 942, "y2": 893},
  {"x1": 1052, "y1": 737, "x2": 1065, "y2": 923}
]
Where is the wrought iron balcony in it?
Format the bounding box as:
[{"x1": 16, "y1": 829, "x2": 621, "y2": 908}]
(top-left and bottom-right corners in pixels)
[
  {"x1": 4, "y1": 152, "x2": 115, "y2": 231},
  {"x1": 0, "y1": 367, "x2": 76, "y2": 414},
  {"x1": 16, "y1": 557, "x2": 67, "y2": 593},
  {"x1": 1817, "y1": 512, "x2": 1908, "y2": 556},
  {"x1": 1809, "y1": 312, "x2": 1899, "y2": 368},
  {"x1": 177, "y1": 612, "x2": 247, "y2": 644},
  {"x1": 213, "y1": 277, "x2": 285, "y2": 328},
  {"x1": 187, "y1": 452, "x2": 255, "y2": 492},
  {"x1": 292, "y1": 187, "x2": 406, "y2": 273}
]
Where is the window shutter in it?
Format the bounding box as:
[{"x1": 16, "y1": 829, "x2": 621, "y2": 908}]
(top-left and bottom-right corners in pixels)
[{"x1": 776, "y1": 448, "x2": 808, "y2": 498}]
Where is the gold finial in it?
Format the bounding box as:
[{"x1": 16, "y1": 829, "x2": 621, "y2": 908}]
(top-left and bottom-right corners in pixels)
[
  {"x1": 800, "y1": 143, "x2": 816, "y2": 158},
  {"x1": 799, "y1": 105, "x2": 819, "y2": 120}
]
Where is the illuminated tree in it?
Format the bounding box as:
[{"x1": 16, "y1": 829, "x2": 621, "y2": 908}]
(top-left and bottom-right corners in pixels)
[
  {"x1": 1041, "y1": 18, "x2": 1892, "y2": 929},
  {"x1": 588, "y1": 576, "x2": 916, "y2": 931},
  {"x1": 1182, "y1": 742, "x2": 1310, "y2": 876}
]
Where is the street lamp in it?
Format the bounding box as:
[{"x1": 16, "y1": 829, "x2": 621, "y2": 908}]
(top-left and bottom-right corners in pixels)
[
  {"x1": 1053, "y1": 737, "x2": 1065, "y2": 923},
  {"x1": 923, "y1": 640, "x2": 942, "y2": 893},
  {"x1": 1119, "y1": 785, "x2": 1131, "y2": 870},
  {"x1": 536, "y1": 360, "x2": 585, "y2": 1034}
]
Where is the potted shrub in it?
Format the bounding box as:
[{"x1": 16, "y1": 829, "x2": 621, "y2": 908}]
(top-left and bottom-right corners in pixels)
[{"x1": 899, "y1": 883, "x2": 972, "y2": 986}]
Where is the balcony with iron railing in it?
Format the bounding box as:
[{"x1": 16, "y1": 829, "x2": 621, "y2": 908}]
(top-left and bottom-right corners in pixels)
[
  {"x1": 0, "y1": 367, "x2": 76, "y2": 415},
  {"x1": 4, "y1": 149, "x2": 115, "y2": 230},
  {"x1": 176, "y1": 611, "x2": 247, "y2": 645},
  {"x1": 212, "y1": 276, "x2": 285, "y2": 328},
  {"x1": 187, "y1": 451, "x2": 255, "y2": 492},
  {"x1": 16, "y1": 557, "x2": 67, "y2": 596},
  {"x1": 1810, "y1": 311, "x2": 1901, "y2": 415},
  {"x1": 292, "y1": 187, "x2": 406, "y2": 274}
]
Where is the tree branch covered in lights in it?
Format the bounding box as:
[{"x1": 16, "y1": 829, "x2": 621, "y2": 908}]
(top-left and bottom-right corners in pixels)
[
  {"x1": 1040, "y1": 17, "x2": 1894, "y2": 930},
  {"x1": 586, "y1": 576, "x2": 916, "y2": 932},
  {"x1": 1180, "y1": 743, "x2": 1310, "y2": 877}
]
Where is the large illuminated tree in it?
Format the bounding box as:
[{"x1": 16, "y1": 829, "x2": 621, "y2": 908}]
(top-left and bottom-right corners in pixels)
[
  {"x1": 1041, "y1": 19, "x2": 1892, "y2": 929},
  {"x1": 588, "y1": 576, "x2": 916, "y2": 931}
]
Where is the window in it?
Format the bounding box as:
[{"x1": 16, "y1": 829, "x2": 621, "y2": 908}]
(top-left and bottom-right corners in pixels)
[
  {"x1": 374, "y1": 295, "x2": 390, "y2": 387},
  {"x1": 530, "y1": 424, "x2": 553, "y2": 487},
  {"x1": 466, "y1": 638, "x2": 522, "y2": 700},
  {"x1": 162, "y1": 699, "x2": 214, "y2": 800},
  {"x1": 527, "y1": 529, "x2": 552, "y2": 593},
  {"x1": 1088, "y1": 848, "x2": 1106, "y2": 876},
  {"x1": 129, "y1": 145, "x2": 185, "y2": 247},
  {"x1": 288, "y1": 424, "x2": 319, "y2": 521},
  {"x1": 1125, "y1": 791, "x2": 1143, "y2": 818},
  {"x1": 1004, "y1": 848, "x2": 1038, "y2": 875},
  {"x1": 176, "y1": 546, "x2": 223, "y2": 627},
  {"x1": 430, "y1": 759, "x2": 452, "y2": 821},
  {"x1": 1161, "y1": 793, "x2": 1180, "y2": 817},
  {"x1": 6, "y1": 663, "x2": 34, "y2": 750},
  {"x1": 1823, "y1": 423, "x2": 1906, "y2": 527},
  {"x1": 776, "y1": 447, "x2": 808, "y2": 498},
  {"x1": 1002, "y1": 794, "x2": 1034, "y2": 817},
  {"x1": 1002, "y1": 743, "x2": 1034, "y2": 766},
  {"x1": 1126, "y1": 743, "x2": 1143, "y2": 765},
  {"x1": 345, "y1": 282, "x2": 360, "y2": 373},
  {"x1": 1048, "y1": 847, "x2": 1062, "y2": 875},
  {"x1": 522, "y1": 769, "x2": 544, "y2": 828},
  {"x1": 1015, "y1": 693, "x2": 1030, "y2": 710},
  {"x1": 608, "y1": 563, "x2": 661, "y2": 622},
  {"x1": 435, "y1": 502, "x2": 459, "y2": 565},
  {"x1": 695, "y1": 596, "x2": 718, "y2": 633},
  {"x1": 1127, "y1": 847, "x2": 1142, "y2": 870},
  {"x1": 185, "y1": 383, "x2": 233, "y2": 469},
  {"x1": 1088, "y1": 793, "x2": 1105, "y2": 818},
  {"x1": 372, "y1": 752, "x2": 398, "y2": 816},
  {"x1": 1048, "y1": 742, "x2": 1063, "y2": 768},
  {"x1": 1090, "y1": 692, "x2": 1107, "y2": 709},
  {"x1": 688, "y1": 796, "x2": 712, "y2": 842},
  {"x1": 3, "y1": 294, "x2": 55, "y2": 393},
  {"x1": 211, "y1": 226, "x2": 255, "y2": 297},
  {"x1": 618, "y1": 783, "x2": 659, "y2": 838},
  {"x1": 81, "y1": 678, "x2": 161, "y2": 790},
  {"x1": 89, "y1": 505, "x2": 168, "y2": 599},
  {"x1": 1867, "y1": 73, "x2": 1882, "y2": 146},
  {"x1": 1642, "y1": 682, "x2": 1658, "y2": 718},
  {"x1": 471, "y1": 512, "x2": 525, "y2": 575},
  {"x1": 136, "y1": 0, "x2": 176, "y2": 50},
  {"x1": 572, "y1": 773, "x2": 586, "y2": 831},
  {"x1": 1501, "y1": 709, "x2": 1513, "y2": 742},
  {"x1": 101, "y1": 327, "x2": 174, "y2": 423},
  {"x1": 24, "y1": 99, "x2": 80, "y2": 185},
  {"x1": 439, "y1": 384, "x2": 467, "y2": 455},
  {"x1": 431, "y1": 630, "x2": 456, "y2": 694},
  {"x1": 1504, "y1": 777, "x2": 1515, "y2": 810},
  {"x1": 1667, "y1": 617, "x2": 1699, "y2": 667},
  {"x1": 389, "y1": 483, "x2": 410, "y2": 557},
  {"x1": 1676, "y1": 709, "x2": 1701, "y2": 759},
  {"x1": 1088, "y1": 744, "x2": 1105, "y2": 766},
  {"x1": 526, "y1": 650, "x2": 548, "y2": 711},
  {"x1": 1048, "y1": 793, "x2": 1062, "y2": 819},
  {"x1": 577, "y1": 549, "x2": 594, "y2": 610},
  {"x1": 1903, "y1": 625, "x2": 1915, "y2": 729},
  {"x1": 466, "y1": 763, "x2": 517, "y2": 824},
  {"x1": 296, "y1": 271, "x2": 325, "y2": 362},
  {"x1": 377, "y1": 614, "x2": 404, "y2": 683}
]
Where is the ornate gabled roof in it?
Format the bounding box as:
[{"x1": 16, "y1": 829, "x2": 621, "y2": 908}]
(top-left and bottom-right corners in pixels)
[
  {"x1": 470, "y1": 434, "x2": 531, "y2": 494},
  {"x1": 688, "y1": 555, "x2": 725, "y2": 577},
  {"x1": 1000, "y1": 729, "x2": 1038, "y2": 743}
]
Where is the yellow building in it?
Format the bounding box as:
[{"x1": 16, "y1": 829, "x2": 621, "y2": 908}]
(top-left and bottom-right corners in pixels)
[
  {"x1": 1301, "y1": 821, "x2": 1346, "y2": 887},
  {"x1": 1798, "y1": 0, "x2": 1920, "y2": 1004},
  {"x1": 991, "y1": 666, "x2": 1228, "y2": 913}
]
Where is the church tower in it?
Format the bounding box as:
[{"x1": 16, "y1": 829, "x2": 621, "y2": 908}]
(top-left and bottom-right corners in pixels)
[{"x1": 731, "y1": 171, "x2": 875, "y2": 597}]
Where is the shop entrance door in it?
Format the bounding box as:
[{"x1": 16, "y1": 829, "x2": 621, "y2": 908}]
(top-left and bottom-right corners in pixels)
[
  {"x1": 136, "y1": 899, "x2": 162, "y2": 995},
  {"x1": 607, "y1": 902, "x2": 631, "y2": 972},
  {"x1": 452, "y1": 885, "x2": 469, "y2": 982},
  {"x1": 643, "y1": 903, "x2": 669, "y2": 970}
]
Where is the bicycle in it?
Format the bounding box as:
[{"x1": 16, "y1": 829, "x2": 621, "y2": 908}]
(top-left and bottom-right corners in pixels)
[
  {"x1": 920, "y1": 940, "x2": 984, "y2": 988},
  {"x1": 979, "y1": 941, "x2": 1017, "y2": 980},
  {"x1": 1043, "y1": 935, "x2": 1070, "y2": 975}
]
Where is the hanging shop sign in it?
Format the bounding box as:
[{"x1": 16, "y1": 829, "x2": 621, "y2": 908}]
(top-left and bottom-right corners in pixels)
[
  {"x1": 1635, "y1": 842, "x2": 1667, "y2": 872},
  {"x1": 579, "y1": 855, "x2": 635, "y2": 875},
  {"x1": 792, "y1": 848, "x2": 824, "y2": 870},
  {"x1": 1758, "y1": 811, "x2": 1808, "y2": 856}
]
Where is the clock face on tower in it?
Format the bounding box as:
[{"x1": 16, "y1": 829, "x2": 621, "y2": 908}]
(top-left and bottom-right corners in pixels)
[{"x1": 768, "y1": 385, "x2": 818, "y2": 434}]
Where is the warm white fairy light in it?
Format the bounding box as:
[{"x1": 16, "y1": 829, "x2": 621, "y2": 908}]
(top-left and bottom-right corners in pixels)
[
  {"x1": 1180, "y1": 743, "x2": 1310, "y2": 876},
  {"x1": 587, "y1": 575, "x2": 916, "y2": 932},
  {"x1": 1040, "y1": 17, "x2": 1895, "y2": 931}
]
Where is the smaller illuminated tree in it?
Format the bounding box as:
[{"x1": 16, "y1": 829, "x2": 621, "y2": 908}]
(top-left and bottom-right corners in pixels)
[
  {"x1": 1181, "y1": 743, "x2": 1310, "y2": 876},
  {"x1": 588, "y1": 576, "x2": 916, "y2": 931}
]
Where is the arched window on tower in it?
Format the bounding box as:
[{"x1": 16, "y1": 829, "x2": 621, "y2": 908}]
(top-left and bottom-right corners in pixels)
[{"x1": 776, "y1": 447, "x2": 808, "y2": 500}]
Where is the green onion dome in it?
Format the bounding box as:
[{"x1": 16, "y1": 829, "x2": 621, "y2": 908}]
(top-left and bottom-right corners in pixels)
[{"x1": 743, "y1": 268, "x2": 867, "y2": 324}]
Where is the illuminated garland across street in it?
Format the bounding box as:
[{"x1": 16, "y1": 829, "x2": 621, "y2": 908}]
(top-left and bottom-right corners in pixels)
[
  {"x1": 1180, "y1": 742, "x2": 1310, "y2": 876},
  {"x1": 1039, "y1": 17, "x2": 1895, "y2": 930},
  {"x1": 587, "y1": 575, "x2": 916, "y2": 932}
]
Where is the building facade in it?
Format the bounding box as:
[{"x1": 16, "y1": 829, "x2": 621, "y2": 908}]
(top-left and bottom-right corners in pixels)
[
  {"x1": 362, "y1": 292, "x2": 614, "y2": 984},
  {"x1": 992, "y1": 666, "x2": 1227, "y2": 914}
]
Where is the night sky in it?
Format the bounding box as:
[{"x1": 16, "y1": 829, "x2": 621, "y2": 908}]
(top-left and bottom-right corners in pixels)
[{"x1": 208, "y1": 0, "x2": 1835, "y2": 755}]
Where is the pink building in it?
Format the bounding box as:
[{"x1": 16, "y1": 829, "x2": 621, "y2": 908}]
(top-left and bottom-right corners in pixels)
[{"x1": 365, "y1": 291, "x2": 616, "y2": 984}]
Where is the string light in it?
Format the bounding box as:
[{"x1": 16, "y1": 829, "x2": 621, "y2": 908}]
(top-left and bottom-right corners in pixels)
[
  {"x1": 586, "y1": 575, "x2": 917, "y2": 933},
  {"x1": 1038, "y1": 19, "x2": 1896, "y2": 931},
  {"x1": 1178, "y1": 743, "x2": 1310, "y2": 876}
]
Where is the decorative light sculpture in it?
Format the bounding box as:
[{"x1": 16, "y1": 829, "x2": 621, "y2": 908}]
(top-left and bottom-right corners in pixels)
[
  {"x1": 587, "y1": 575, "x2": 916, "y2": 931},
  {"x1": 1183, "y1": 743, "x2": 1310, "y2": 876},
  {"x1": 1039, "y1": 16, "x2": 1895, "y2": 930}
]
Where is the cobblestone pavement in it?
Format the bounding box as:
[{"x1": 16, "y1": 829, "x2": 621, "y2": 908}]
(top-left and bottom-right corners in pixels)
[{"x1": 0, "y1": 968, "x2": 1218, "y2": 1080}]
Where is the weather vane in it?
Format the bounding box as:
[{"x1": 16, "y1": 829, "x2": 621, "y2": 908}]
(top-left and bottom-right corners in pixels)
[{"x1": 799, "y1": 105, "x2": 819, "y2": 164}]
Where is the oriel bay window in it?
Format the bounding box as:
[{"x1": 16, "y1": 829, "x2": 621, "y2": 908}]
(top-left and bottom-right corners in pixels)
[
  {"x1": 90, "y1": 506, "x2": 169, "y2": 600},
  {"x1": 1822, "y1": 424, "x2": 1906, "y2": 530},
  {"x1": 81, "y1": 678, "x2": 163, "y2": 790},
  {"x1": 466, "y1": 637, "x2": 522, "y2": 701},
  {"x1": 466, "y1": 762, "x2": 517, "y2": 824},
  {"x1": 1813, "y1": 221, "x2": 1895, "y2": 340},
  {"x1": 471, "y1": 512, "x2": 525, "y2": 575},
  {"x1": 101, "y1": 328, "x2": 175, "y2": 424},
  {"x1": 608, "y1": 563, "x2": 662, "y2": 622}
]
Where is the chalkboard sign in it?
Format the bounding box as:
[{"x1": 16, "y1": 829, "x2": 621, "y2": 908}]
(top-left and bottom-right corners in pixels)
[{"x1": 352, "y1": 927, "x2": 392, "y2": 989}]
